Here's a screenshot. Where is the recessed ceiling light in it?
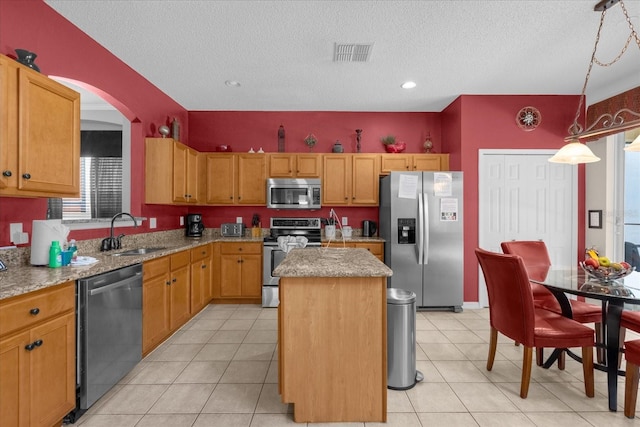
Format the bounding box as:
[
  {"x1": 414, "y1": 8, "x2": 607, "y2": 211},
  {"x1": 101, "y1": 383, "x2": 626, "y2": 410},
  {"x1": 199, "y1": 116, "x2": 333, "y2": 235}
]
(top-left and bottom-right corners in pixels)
[
  {"x1": 225, "y1": 80, "x2": 241, "y2": 87},
  {"x1": 401, "y1": 81, "x2": 416, "y2": 89}
]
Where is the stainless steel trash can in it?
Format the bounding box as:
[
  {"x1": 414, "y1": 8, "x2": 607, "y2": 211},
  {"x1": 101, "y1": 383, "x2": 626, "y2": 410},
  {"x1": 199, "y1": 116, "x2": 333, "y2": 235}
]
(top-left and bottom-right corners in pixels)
[{"x1": 387, "y1": 288, "x2": 423, "y2": 390}]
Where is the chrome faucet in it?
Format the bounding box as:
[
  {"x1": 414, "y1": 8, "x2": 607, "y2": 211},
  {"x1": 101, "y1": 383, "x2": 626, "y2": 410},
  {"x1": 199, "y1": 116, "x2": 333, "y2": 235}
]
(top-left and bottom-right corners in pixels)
[{"x1": 100, "y1": 212, "x2": 138, "y2": 251}]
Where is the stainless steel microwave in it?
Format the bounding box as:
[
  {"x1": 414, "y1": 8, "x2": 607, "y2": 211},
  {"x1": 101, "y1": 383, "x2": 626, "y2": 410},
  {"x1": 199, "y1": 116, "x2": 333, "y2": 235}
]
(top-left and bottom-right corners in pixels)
[{"x1": 266, "y1": 178, "x2": 321, "y2": 209}]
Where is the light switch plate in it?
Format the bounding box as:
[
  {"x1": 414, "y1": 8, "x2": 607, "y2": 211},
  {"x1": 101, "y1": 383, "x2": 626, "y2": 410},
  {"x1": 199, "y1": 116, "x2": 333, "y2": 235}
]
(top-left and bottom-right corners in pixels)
[
  {"x1": 236, "y1": 217, "x2": 243, "y2": 223},
  {"x1": 342, "y1": 217, "x2": 348, "y2": 225},
  {"x1": 180, "y1": 216, "x2": 184, "y2": 226},
  {"x1": 150, "y1": 218, "x2": 157, "y2": 229}
]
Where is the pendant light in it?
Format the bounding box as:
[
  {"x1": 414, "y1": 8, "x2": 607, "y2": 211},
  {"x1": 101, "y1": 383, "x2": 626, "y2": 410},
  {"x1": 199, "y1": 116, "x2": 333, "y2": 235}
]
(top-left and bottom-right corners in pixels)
[{"x1": 550, "y1": 0, "x2": 640, "y2": 164}]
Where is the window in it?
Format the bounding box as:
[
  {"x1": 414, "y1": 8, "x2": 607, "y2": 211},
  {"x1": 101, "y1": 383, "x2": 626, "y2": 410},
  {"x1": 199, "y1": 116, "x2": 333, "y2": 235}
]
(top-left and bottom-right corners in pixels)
[{"x1": 49, "y1": 130, "x2": 124, "y2": 220}]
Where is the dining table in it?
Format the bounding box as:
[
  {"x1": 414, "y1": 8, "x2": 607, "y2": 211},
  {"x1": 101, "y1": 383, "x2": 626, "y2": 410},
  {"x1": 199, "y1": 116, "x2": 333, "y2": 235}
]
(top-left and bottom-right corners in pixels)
[{"x1": 531, "y1": 269, "x2": 640, "y2": 412}]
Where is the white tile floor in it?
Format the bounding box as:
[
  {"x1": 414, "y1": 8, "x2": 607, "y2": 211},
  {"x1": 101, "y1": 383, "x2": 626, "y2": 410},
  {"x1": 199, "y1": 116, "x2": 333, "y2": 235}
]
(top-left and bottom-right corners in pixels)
[{"x1": 73, "y1": 305, "x2": 640, "y2": 427}]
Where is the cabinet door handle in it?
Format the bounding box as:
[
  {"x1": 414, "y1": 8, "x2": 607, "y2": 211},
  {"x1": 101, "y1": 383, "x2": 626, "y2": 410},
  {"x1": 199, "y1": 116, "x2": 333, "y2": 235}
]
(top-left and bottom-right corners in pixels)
[
  {"x1": 30, "y1": 308, "x2": 40, "y2": 315},
  {"x1": 166, "y1": 280, "x2": 171, "y2": 285},
  {"x1": 2, "y1": 170, "x2": 11, "y2": 177},
  {"x1": 201, "y1": 264, "x2": 206, "y2": 269},
  {"x1": 172, "y1": 278, "x2": 177, "y2": 283},
  {"x1": 22, "y1": 173, "x2": 31, "y2": 180},
  {"x1": 25, "y1": 339, "x2": 43, "y2": 351}
]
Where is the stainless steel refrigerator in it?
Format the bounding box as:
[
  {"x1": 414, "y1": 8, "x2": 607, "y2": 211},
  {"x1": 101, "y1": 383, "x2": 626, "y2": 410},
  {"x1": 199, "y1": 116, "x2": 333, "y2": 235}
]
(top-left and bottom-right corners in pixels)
[{"x1": 379, "y1": 171, "x2": 463, "y2": 311}]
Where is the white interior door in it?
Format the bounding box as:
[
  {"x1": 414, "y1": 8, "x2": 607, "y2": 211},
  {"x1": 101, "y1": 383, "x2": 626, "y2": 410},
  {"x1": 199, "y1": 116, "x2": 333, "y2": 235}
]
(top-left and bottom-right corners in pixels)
[{"x1": 478, "y1": 150, "x2": 578, "y2": 307}]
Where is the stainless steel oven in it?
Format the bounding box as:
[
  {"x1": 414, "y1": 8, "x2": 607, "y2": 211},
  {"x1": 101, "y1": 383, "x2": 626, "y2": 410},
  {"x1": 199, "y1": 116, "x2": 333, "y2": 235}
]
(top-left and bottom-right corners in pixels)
[{"x1": 262, "y1": 217, "x2": 322, "y2": 307}]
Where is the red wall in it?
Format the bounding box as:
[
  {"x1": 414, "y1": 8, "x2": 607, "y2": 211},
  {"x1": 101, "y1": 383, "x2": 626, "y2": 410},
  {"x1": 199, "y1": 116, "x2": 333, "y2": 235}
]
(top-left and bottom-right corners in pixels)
[
  {"x1": 0, "y1": 1, "x2": 588, "y2": 305},
  {"x1": 443, "y1": 95, "x2": 585, "y2": 302},
  {"x1": 189, "y1": 111, "x2": 441, "y2": 153},
  {"x1": 0, "y1": 0, "x2": 188, "y2": 245}
]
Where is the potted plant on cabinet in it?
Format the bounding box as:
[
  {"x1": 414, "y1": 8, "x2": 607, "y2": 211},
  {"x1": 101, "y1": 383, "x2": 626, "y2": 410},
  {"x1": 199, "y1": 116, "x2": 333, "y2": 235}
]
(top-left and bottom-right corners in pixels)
[{"x1": 380, "y1": 135, "x2": 406, "y2": 153}]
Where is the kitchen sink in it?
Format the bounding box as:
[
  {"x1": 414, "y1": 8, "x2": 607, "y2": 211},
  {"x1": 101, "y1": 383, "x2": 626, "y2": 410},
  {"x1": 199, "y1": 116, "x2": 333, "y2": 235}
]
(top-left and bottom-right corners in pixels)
[{"x1": 108, "y1": 247, "x2": 168, "y2": 256}]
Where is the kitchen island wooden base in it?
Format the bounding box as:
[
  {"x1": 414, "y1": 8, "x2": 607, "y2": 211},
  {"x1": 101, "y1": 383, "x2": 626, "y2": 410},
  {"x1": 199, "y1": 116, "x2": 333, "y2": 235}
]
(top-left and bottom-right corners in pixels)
[{"x1": 278, "y1": 275, "x2": 387, "y2": 423}]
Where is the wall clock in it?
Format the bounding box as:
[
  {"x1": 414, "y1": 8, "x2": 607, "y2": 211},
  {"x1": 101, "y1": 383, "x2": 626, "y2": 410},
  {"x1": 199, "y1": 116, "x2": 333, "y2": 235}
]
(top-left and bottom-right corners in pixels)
[{"x1": 516, "y1": 106, "x2": 541, "y2": 131}]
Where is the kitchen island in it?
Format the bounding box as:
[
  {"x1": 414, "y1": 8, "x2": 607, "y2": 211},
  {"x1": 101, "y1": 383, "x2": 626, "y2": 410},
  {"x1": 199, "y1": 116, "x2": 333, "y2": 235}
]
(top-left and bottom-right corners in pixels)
[{"x1": 274, "y1": 247, "x2": 392, "y2": 423}]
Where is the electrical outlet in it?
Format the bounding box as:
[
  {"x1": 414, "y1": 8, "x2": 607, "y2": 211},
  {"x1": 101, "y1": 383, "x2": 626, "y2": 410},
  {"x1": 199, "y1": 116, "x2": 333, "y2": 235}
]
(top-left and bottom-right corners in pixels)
[
  {"x1": 180, "y1": 216, "x2": 184, "y2": 226},
  {"x1": 342, "y1": 217, "x2": 348, "y2": 225},
  {"x1": 150, "y1": 218, "x2": 157, "y2": 229},
  {"x1": 236, "y1": 216, "x2": 243, "y2": 223}
]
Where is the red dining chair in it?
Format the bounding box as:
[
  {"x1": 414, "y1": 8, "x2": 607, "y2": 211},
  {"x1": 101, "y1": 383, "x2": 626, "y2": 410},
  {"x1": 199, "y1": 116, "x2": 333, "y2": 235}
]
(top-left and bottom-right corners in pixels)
[
  {"x1": 624, "y1": 339, "x2": 640, "y2": 418},
  {"x1": 475, "y1": 247, "x2": 595, "y2": 399},
  {"x1": 501, "y1": 241, "x2": 602, "y2": 364},
  {"x1": 621, "y1": 311, "x2": 640, "y2": 368}
]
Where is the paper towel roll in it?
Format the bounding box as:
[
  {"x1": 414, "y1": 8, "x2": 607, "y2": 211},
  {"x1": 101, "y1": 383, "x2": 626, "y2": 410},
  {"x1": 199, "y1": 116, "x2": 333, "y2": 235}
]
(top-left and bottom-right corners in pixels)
[{"x1": 31, "y1": 220, "x2": 70, "y2": 266}]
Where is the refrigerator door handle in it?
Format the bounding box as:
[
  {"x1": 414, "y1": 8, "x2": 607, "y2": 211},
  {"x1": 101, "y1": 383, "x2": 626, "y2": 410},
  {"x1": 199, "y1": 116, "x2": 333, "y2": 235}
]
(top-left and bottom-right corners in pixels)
[
  {"x1": 417, "y1": 189, "x2": 424, "y2": 264},
  {"x1": 423, "y1": 192, "x2": 430, "y2": 264}
]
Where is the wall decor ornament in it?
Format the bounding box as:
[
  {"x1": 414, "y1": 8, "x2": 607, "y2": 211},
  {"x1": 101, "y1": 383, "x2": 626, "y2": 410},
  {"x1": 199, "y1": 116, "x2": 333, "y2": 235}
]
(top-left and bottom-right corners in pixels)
[
  {"x1": 332, "y1": 140, "x2": 344, "y2": 153},
  {"x1": 355, "y1": 129, "x2": 363, "y2": 153},
  {"x1": 171, "y1": 118, "x2": 180, "y2": 141},
  {"x1": 304, "y1": 133, "x2": 317, "y2": 151},
  {"x1": 278, "y1": 125, "x2": 285, "y2": 152},
  {"x1": 423, "y1": 132, "x2": 433, "y2": 153},
  {"x1": 158, "y1": 125, "x2": 170, "y2": 138},
  {"x1": 516, "y1": 106, "x2": 541, "y2": 131},
  {"x1": 15, "y1": 48, "x2": 40, "y2": 72},
  {"x1": 380, "y1": 135, "x2": 406, "y2": 153}
]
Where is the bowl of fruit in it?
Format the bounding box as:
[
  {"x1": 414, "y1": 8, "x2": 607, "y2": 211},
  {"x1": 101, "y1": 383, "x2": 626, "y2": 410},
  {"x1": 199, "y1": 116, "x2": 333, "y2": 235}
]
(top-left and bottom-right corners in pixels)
[{"x1": 580, "y1": 248, "x2": 635, "y2": 284}]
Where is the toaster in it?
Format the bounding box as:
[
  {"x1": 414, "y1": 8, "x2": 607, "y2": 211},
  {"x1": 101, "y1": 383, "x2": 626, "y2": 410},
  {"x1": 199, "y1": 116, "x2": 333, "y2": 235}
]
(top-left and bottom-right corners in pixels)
[{"x1": 221, "y1": 223, "x2": 245, "y2": 237}]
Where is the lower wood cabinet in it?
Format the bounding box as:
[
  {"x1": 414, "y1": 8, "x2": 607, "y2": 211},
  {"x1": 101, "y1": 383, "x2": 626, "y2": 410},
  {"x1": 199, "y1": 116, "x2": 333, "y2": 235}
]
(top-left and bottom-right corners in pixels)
[
  {"x1": 190, "y1": 244, "x2": 213, "y2": 314},
  {"x1": 213, "y1": 242, "x2": 262, "y2": 303},
  {"x1": 0, "y1": 281, "x2": 75, "y2": 427},
  {"x1": 142, "y1": 250, "x2": 193, "y2": 355}
]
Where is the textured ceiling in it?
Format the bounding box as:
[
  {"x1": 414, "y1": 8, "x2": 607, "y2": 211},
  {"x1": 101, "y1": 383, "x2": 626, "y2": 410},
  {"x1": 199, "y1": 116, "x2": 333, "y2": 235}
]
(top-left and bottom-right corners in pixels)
[{"x1": 45, "y1": 0, "x2": 640, "y2": 112}]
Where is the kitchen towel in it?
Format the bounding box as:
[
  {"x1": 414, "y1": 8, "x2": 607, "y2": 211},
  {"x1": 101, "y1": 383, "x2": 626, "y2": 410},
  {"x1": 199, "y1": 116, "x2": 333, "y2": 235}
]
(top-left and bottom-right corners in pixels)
[
  {"x1": 277, "y1": 236, "x2": 308, "y2": 253},
  {"x1": 71, "y1": 256, "x2": 98, "y2": 266},
  {"x1": 30, "y1": 220, "x2": 70, "y2": 266}
]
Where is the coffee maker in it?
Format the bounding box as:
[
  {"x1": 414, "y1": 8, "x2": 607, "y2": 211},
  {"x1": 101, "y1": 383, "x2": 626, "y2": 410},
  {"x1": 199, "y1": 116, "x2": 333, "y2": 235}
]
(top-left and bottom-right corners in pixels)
[{"x1": 185, "y1": 214, "x2": 205, "y2": 237}]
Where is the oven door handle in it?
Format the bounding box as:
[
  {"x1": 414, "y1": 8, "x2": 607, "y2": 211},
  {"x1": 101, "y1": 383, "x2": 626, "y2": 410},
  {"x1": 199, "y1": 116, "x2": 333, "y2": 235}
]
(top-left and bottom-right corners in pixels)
[{"x1": 88, "y1": 273, "x2": 142, "y2": 296}]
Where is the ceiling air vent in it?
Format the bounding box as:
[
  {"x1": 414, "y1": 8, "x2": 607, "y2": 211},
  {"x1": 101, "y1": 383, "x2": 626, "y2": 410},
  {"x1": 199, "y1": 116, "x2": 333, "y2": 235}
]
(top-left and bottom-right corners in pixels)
[{"x1": 333, "y1": 43, "x2": 373, "y2": 62}]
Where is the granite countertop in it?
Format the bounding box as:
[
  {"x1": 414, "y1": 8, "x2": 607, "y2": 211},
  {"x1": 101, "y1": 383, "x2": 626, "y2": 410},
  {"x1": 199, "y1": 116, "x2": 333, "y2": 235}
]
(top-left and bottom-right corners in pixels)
[
  {"x1": 0, "y1": 234, "x2": 264, "y2": 301},
  {"x1": 273, "y1": 247, "x2": 392, "y2": 278},
  {"x1": 320, "y1": 236, "x2": 385, "y2": 243}
]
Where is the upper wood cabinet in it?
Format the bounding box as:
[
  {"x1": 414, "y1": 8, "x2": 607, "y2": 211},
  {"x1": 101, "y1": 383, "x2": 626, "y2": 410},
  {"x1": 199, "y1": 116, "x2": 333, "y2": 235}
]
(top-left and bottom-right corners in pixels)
[
  {"x1": 322, "y1": 154, "x2": 379, "y2": 206},
  {"x1": 380, "y1": 153, "x2": 449, "y2": 174},
  {"x1": 145, "y1": 138, "x2": 201, "y2": 204},
  {"x1": 268, "y1": 153, "x2": 321, "y2": 178},
  {"x1": 0, "y1": 54, "x2": 80, "y2": 197},
  {"x1": 205, "y1": 153, "x2": 266, "y2": 205}
]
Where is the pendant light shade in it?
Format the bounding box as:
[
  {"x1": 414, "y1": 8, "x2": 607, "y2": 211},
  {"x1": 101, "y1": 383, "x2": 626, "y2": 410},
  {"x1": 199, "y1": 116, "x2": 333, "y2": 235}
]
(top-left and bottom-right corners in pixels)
[
  {"x1": 548, "y1": 140, "x2": 601, "y2": 164},
  {"x1": 624, "y1": 134, "x2": 640, "y2": 152},
  {"x1": 549, "y1": 0, "x2": 640, "y2": 164}
]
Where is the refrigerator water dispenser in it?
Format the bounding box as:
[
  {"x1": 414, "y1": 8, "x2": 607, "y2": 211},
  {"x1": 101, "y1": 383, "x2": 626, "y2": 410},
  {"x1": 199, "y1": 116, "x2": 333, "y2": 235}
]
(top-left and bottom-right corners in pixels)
[{"x1": 397, "y1": 218, "x2": 415, "y2": 244}]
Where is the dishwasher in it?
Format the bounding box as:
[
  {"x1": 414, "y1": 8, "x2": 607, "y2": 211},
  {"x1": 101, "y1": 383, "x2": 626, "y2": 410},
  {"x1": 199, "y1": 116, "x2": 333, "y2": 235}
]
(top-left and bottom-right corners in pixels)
[{"x1": 68, "y1": 263, "x2": 143, "y2": 422}]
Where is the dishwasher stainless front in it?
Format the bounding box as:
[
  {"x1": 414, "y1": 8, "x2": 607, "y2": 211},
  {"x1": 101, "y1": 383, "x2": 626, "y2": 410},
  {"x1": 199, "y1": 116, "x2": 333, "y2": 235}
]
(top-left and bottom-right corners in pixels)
[{"x1": 76, "y1": 263, "x2": 143, "y2": 414}]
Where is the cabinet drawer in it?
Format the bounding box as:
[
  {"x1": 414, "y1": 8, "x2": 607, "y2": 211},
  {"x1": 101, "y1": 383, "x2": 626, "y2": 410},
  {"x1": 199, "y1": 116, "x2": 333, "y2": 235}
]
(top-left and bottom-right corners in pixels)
[
  {"x1": 171, "y1": 250, "x2": 190, "y2": 270},
  {"x1": 0, "y1": 282, "x2": 74, "y2": 338},
  {"x1": 191, "y1": 244, "x2": 212, "y2": 262},
  {"x1": 220, "y1": 242, "x2": 261, "y2": 255},
  {"x1": 354, "y1": 242, "x2": 383, "y2": 255},
  {"x1": 143, "y1": 256, "x2": 170, "y2": 279}
]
